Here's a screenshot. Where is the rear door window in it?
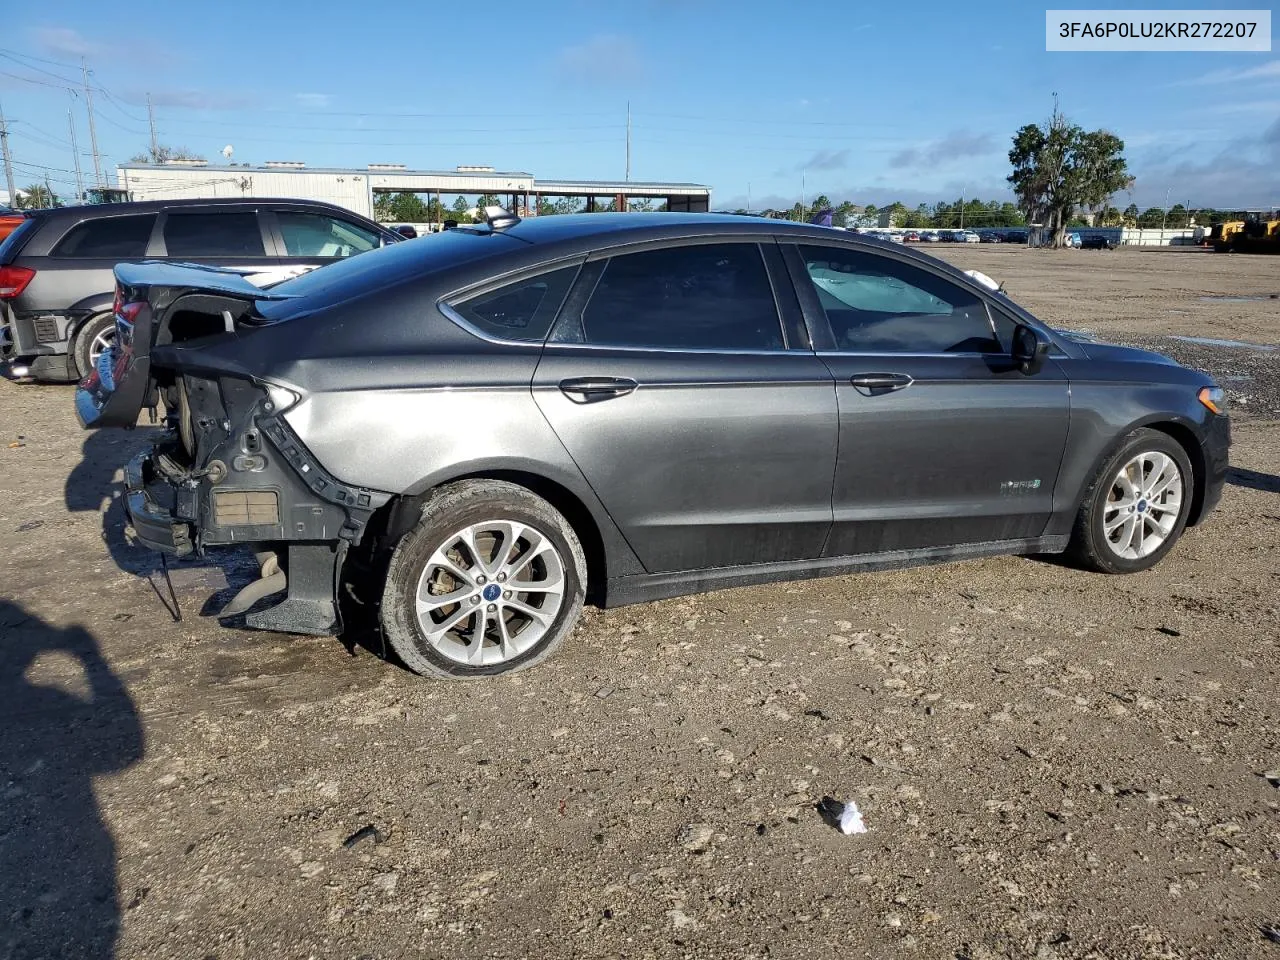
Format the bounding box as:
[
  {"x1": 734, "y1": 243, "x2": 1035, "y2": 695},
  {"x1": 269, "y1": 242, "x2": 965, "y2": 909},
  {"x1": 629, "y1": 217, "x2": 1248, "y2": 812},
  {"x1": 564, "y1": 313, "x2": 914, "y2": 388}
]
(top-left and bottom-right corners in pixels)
[
  {"x1": 52, "y1": 215, "x2": 156, "y2": 258},
  {"x1": 163, "y1": 212, "x2": 266, "y2": 258},
  {"x1": 275, "y1": 212, "x2": 380, "y2": 258},
  {"x1": 574, "y1": 243, "x2": 784, "y2": 350}
]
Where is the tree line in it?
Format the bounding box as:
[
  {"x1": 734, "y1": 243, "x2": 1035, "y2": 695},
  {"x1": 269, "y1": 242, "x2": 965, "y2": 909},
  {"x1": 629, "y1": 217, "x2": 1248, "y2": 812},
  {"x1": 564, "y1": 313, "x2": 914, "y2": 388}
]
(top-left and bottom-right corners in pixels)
[{"x1": 373, "y1": 191, "x2": 662, "y2": 223}]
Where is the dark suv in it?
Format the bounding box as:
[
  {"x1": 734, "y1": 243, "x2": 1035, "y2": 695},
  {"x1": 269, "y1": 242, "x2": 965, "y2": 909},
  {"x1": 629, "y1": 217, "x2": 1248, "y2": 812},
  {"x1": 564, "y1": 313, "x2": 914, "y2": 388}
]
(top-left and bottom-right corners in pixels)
[
  {"x1": 0, "y1": 198, "x2": 399, "y2": 381},
  {"x1": 76, "y1": 213, "x2": 1229, "y2": 680}
]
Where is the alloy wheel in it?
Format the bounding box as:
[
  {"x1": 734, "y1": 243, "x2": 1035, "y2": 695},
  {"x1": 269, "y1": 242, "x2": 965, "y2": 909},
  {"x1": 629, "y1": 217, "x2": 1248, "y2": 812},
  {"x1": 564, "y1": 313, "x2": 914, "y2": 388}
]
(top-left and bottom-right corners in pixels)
[
  {"x1": 1102, "y1": 451, "x2": 1183, "y2": 560},
  {"x1": 414, "y1": 519, "x2": 566, "y2": 666}
]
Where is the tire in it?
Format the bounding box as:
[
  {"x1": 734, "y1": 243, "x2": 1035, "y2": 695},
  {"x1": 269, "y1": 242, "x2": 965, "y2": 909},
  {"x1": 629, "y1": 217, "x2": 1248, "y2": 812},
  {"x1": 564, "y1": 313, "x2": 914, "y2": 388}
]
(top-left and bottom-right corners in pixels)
[
  {"x1": 72, "y1": 313, "x2": 116, "y2": 380},
  {"x1": 380, "y1": 480, "x2": 587, "y2": 679},
  {"x1": 1067, "y1": 428, "x2": 1194, "y2": 574}
]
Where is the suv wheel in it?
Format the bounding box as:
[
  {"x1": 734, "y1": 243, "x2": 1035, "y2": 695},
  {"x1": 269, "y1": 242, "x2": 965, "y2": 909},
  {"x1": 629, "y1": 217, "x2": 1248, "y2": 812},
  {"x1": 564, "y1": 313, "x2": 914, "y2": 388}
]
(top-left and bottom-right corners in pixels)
[
  {"x1": 73, "y1": 313, "x2": 116, "y2": 380},
  {"x1": 1068, "y1": 428, "x2": 1193, "y2": 574},
  {"x1": 380, "y1": 480, "x2": 586, "y2": 679}
]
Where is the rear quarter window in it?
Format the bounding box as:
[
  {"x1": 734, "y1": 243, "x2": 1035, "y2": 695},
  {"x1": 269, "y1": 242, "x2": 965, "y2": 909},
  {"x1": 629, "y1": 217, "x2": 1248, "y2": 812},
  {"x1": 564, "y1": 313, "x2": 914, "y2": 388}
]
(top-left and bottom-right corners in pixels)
[{"x1": 51, "y1": 214, "x2": 157, "y2": 258}]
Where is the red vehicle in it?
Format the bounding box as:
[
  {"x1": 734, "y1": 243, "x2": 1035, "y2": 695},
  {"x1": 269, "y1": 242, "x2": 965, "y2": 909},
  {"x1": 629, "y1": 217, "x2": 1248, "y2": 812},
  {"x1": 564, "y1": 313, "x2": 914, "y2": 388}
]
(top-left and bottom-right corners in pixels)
[
  {"x1": 0, "y1": 207, "x2": 26, "y2": 243},
  {"x1": 903, "y1": 231, "x2": 921, "y2": 242}
]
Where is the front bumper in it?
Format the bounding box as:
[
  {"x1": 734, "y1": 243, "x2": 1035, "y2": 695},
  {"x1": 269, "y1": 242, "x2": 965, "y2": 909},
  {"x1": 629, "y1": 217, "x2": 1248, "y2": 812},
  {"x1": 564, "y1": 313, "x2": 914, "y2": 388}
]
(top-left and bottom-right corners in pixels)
[{"x1": 1196, "y1": 414, "x2": 1231, "y2": 523}]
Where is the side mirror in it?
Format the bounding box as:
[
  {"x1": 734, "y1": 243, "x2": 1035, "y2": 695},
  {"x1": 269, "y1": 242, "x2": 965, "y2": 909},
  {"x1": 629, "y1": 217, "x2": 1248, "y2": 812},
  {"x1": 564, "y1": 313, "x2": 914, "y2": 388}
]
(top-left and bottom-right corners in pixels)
[{"x1": 1011, "y1": 324, "x2": 1050, "y2": 374}]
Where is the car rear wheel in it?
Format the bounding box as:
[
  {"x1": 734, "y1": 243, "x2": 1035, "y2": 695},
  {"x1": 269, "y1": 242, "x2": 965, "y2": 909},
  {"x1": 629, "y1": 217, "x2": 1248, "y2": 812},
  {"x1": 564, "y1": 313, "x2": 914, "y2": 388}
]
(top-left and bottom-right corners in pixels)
[
  {"x1": 73, "y1": 313, "x2": 115, "y2": 380},
  {"x1": 1068, "y1": 428, "x2": 1193, "y2": 574},
  {"x1": 380, "y1": 480, "x2": 586, "y2": 679}
]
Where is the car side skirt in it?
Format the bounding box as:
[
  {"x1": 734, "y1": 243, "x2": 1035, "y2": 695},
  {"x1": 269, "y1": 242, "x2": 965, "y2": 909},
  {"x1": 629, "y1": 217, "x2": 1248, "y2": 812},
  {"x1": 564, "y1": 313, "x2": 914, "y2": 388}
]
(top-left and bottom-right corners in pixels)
[{"x1": 602, "y1": 535, "x2": 1071, "y2": 608}]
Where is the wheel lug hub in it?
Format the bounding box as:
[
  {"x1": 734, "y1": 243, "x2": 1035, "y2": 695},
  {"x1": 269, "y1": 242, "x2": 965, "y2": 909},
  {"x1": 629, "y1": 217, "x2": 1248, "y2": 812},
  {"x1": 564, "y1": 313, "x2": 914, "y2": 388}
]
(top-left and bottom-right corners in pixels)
[
  {"x1": 476, "y1": 575, "x2": 487, "y2": 585},
  {"x1": 497, "y1": 573, "x2": 506, "y2": 582},
  {"x1": 470, "y1": 596, "x2": 480, "y2": 605},
  {"x1": 486, "y1": 603, "x2": 496, "y2": 612},
  {"x1": 503, "y1": 590, "x2": 512, "y2": 599}
]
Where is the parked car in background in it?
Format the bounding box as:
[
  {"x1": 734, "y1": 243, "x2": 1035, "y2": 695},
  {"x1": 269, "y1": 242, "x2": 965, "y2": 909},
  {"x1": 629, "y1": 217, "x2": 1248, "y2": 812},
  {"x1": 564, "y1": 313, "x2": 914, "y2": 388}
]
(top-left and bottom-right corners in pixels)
[
  {"x1": 920, "y1": 231, "x2": 939, "y2": 242},
  {"x1": 0, "y1": 198, "x2": 400, "y2": 381},
  {"x1": 391, "y1": 224, "x2": 419, "y2": 239},
  {"x1": 980, "y1": 231, "x2": 1003, "y2": 243},
  {"x1": 959, "y1": 231, "x2": 981, "y2": 243},
  {"x1": 76, "y1": 212, "x2": 1229, "y2": 679},
  {"x1": 0, "y1": 206, "x2": 26, "y2": 243},
  {"x1": 1081, "y1": 234, "x2": 1118, "y2": 250},
  {"x1": 887, "y1": 232, "x2": 905, "y2": 244},
  {"x1": 1004, "y1": 230, "x2": 1029, "y2": 244},
  {"x1": 1067, "y1": 232, "x2": 1083, "y2": 248},
  {"x1": 904, "y1": 231, "x2": 921, "y2": 242}
]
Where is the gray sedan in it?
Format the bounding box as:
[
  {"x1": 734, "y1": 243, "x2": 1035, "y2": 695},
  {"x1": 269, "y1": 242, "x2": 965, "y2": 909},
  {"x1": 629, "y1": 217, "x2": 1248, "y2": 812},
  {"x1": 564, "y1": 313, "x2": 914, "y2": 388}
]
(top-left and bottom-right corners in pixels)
[{"x1": 76, "y1": 212, "x2": 1230, "y2": 679}]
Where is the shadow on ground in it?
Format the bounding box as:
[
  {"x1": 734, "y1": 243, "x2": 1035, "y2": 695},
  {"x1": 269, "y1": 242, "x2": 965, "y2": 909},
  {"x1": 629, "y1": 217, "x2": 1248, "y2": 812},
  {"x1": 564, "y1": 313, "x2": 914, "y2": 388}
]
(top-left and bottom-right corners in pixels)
[
  {"x1": 0, "y1": 599, "x2": 143, "y2": 959},
  {"x1": 1228, "y1": 466, "x2": 1280, "y2": 493}
]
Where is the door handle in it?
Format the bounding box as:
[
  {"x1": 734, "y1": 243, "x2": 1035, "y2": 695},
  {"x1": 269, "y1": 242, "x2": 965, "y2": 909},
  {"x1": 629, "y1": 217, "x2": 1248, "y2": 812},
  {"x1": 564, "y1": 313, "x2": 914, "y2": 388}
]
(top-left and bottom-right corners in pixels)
[
  {"x1": 850, "y1": 373, "x2": 913, "y2": 395},
  {"x1": 559, "y1": 377, "x2": 639, "y2": 403}
]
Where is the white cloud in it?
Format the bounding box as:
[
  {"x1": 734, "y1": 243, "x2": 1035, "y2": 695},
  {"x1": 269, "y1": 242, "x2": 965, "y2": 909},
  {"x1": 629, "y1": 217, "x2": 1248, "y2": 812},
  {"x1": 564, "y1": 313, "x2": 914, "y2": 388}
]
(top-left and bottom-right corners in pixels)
[
  {"x1": 1177, "y1": 59, "x2": 1280, "y2": 85},
  {"x1": 32, "y1": 26, "x2": 99, "y2": 59},
  {"x1": 295, "y1": 93, "x2": 332, "y2": 109},
  {"x1": 556, "y1": 35, "x2": 645, "y2": 86}
]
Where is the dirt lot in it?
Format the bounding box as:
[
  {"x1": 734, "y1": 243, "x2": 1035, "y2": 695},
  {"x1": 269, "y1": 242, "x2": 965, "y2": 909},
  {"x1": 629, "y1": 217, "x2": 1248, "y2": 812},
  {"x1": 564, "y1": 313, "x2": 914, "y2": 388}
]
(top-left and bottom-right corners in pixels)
[{"x1": 1, "y1": 246, "x2": 1277, "y2": 960}]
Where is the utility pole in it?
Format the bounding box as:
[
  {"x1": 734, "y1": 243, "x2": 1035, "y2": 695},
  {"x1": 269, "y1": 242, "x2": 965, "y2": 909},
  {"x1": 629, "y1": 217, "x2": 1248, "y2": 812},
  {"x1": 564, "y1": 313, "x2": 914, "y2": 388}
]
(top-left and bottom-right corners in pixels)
[
  {"x1": 68, "y1": 108, "x2": 85, "y2": 201},
  {"x1": 82, "y1": 59, "x2": 103, "y2": 188},
  {"x1": 625, "y1": 101, "x2": 631, "y2": 182},
  {"x1": 960, "y1": 187, "x2": 965, "y2": 229},
  {"x1": 801, "y1": 169, "x2": 806, "y2": 216},
  {"x1": 43, "y1": 172, "x2": 54, "y2": 209},
  {"x1": 1161, "y1": 185, "x2": 1172, "y2": 231},
  {"x1": 0, "y1": 102, "x2": 15, "y2": 208},
  {"x1": 147, "y1": 93, "x2": 159, "y2": 161},
  {"x1": 747, "y1": 182, "x2": 752, "y2": 215}
]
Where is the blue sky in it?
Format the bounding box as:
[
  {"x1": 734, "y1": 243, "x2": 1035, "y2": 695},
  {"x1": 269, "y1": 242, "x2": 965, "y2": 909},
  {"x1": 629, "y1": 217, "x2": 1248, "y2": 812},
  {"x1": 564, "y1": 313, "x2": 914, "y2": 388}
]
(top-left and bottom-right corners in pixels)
[{"x1": 1, "y1": 0, "x2": 1277, "y2": 210}]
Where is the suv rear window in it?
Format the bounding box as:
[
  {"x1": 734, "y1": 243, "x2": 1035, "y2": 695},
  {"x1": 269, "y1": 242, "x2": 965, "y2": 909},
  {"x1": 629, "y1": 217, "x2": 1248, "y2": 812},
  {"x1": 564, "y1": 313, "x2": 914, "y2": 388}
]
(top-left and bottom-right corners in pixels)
[
  {"x1": 164, "y1": 212, "x2": 265, "y2": 258},
  {"x1": 52, "y1": 215, "x2": 156, "y2": 258}
]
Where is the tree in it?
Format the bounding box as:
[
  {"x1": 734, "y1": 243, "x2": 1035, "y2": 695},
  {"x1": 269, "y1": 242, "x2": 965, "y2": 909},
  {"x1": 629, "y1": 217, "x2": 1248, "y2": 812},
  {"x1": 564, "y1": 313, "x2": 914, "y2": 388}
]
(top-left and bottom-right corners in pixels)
[
  {"x1": 860, "y1": 204, "x2": 878, "y2": 227},
  {"x1": 475, "y1": 193, "x2": 500, "y2": 212},
  {"x1": 629, "y1": 198, "x2": 655, "y2": 212},
  {"x1": 1165, "y1": 203, "x2": 1188, "y2": 228},
  {"x1": 13, "y1": 183, "x2": 59, "y2": 209},
  {"x1": 450, "y1": 196, "x2": 475, "y2": 223},
  {"x1": 807, "y1": 194, "x2": 832, "y2": 220},
  {"x1": 551, "y1": 197, "x2": 581, "y2": 215},
  {"x1": 883, "y1": 202, "x2": 907, "y2": 226},
  {"x1": 1137, "y1": 207, "x2": 1164, "y2": 228},
  {"x1": 129, "y1": 144, "x2": 205, "y2": 164},
  {"x1": 1007, "y1": 107, "x2": 1133, "y2": 247},
  {"x1": 1123, "y1": 203, "x2": 1140, "y2": 227}
]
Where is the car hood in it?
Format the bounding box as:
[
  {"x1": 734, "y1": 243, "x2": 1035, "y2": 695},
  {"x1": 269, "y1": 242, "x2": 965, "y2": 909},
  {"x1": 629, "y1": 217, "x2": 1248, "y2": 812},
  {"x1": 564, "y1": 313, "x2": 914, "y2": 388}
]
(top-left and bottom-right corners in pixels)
[{"x1": 1053, "y1": 328, "x2": 1178, "y2": 365}]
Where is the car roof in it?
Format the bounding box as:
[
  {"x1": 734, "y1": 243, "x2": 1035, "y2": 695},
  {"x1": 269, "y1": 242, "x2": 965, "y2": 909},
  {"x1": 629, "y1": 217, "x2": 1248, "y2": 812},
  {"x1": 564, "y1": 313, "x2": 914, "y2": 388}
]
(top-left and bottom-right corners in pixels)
[{"x1": 30, "y1": 196, "x2": 380, "y2": 221}]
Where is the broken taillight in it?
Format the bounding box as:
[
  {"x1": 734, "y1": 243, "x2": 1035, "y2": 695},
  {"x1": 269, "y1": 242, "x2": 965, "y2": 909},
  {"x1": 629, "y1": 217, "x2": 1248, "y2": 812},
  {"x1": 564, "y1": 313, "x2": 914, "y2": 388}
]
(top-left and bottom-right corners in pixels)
[
  {"x1": 0, "y1": 265, "x2": 35, "y2": 299},
  {"x1": 117, "y1": 301, "x2": 144, "y2": 324}
]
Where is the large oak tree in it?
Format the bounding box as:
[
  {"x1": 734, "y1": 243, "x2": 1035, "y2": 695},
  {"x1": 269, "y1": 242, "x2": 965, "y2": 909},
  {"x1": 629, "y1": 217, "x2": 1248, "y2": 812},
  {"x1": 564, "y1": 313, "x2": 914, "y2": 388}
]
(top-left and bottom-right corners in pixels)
[{"x1": 1008, "y1": 108, "x2": 1133, "y2": 248}]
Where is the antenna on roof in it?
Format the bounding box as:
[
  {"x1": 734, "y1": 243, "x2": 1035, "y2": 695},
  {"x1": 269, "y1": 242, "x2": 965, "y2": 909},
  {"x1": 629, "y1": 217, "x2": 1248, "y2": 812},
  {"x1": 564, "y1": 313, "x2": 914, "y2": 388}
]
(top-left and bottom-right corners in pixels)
[{"x1": 481, "y1": 205, "x2": 520, "y2": 230}]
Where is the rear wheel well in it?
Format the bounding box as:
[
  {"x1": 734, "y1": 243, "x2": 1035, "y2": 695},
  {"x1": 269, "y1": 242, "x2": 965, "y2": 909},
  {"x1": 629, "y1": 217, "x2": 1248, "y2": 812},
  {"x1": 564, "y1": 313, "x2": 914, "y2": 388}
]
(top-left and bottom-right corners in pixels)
[
  {"x1": 366, "y1": 471, "x2": 608, "y2": 605},
  {"x1": 1146, "y1": 421, "x2": 1207, "y2": 526}
]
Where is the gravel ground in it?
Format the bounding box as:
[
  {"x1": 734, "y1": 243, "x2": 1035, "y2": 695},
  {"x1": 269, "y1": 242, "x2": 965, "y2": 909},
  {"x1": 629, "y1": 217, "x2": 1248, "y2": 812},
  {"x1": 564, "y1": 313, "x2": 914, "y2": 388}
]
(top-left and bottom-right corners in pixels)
[{"x1": 0, "y1": 246, "x2": 1277, "y2": 960}]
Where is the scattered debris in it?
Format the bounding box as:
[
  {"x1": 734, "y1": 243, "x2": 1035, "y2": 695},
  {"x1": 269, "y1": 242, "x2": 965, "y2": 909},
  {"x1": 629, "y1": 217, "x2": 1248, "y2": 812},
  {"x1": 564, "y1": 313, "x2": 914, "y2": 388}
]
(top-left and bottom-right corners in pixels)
[
  {"x1": 7, "y1": 441, "x2": 24, "y2": 449},
  {"x1": 15, "y1": 520, "x2": 43, "y2": 532},
  {"x1": 594, "y1": 685, "x2": 615, "y2": 699},
  {"x1": 677, "y1": 823, "x2": 715, "y2": 853},
  {"x1": 1261, "y1": 770, "x2": 1280, "y2": 790},
  {"x1": 342, "y1": 824, "x2": 384, "y2": 849},
  {"x1": 1261, "y1": 924, "x2": 1280, "y2": 945},
  {"x1": 1156, "y1": 626, "x2": 1182, "y2": 637},
  {"x1": 816, "y1": 796, "x2": 867, "y2": 834}
]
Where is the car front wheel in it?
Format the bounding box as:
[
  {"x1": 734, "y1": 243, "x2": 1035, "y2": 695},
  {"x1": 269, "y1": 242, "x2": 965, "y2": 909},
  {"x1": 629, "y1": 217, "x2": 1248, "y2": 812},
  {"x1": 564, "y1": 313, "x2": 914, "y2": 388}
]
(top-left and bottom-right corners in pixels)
[
  {"x1": 1068, "y1": 428, "x2": 1194, "y2": 574},
  {"x1": 380, "y1": 480, "x2": 587, "y2": 679}
]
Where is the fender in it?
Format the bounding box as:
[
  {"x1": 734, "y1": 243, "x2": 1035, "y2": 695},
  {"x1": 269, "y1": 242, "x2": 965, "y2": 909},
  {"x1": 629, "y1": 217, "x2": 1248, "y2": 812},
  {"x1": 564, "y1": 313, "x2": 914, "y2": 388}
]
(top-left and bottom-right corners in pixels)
[{"x1": 400, "y1": 454, "x2": 646, "y2": 582}]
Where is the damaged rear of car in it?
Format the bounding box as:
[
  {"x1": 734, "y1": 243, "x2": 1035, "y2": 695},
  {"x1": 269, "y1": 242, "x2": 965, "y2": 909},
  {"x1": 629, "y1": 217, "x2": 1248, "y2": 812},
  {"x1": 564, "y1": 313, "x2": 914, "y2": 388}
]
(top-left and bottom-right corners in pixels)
[{"x1": 76, "y1": 261, "x2": 394, "y2": 634}]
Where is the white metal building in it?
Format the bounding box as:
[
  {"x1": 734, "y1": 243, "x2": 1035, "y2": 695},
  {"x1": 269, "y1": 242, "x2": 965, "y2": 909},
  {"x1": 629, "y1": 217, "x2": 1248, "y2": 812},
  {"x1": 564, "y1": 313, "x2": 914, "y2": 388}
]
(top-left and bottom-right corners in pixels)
[{"x1": 115, "y1": 161, "x2": 711, "y2": 218}]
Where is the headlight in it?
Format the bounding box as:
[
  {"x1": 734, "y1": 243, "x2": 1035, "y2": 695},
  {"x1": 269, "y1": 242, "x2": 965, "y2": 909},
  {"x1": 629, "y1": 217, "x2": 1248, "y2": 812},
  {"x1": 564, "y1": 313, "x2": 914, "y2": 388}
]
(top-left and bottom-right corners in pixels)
[{"x1": 1197, "y1": 385, "x2": 1226, "y2": 415}]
